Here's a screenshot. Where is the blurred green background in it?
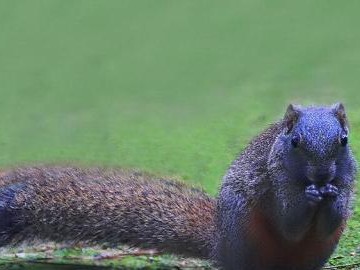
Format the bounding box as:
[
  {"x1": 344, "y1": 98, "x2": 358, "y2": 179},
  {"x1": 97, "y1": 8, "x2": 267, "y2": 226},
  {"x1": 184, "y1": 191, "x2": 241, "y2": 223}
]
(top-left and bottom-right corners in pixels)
[
  {"x1": 1, "y1": 1, "x2": 360, "y2": 193},
  {"x1": 0, "y1": 0, "x2": 360, "y2": 266}
]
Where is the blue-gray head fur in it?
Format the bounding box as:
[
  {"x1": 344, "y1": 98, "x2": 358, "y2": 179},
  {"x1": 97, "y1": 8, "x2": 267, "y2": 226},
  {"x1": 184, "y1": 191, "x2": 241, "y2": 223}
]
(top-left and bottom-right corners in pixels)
[{"x1": 273, "y1": 103, "x2": 351, "y2": 186}]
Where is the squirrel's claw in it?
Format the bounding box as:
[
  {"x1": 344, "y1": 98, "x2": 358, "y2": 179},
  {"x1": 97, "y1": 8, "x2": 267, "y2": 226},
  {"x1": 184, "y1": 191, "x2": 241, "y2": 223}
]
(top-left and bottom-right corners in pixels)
[
  {"x1": 305, "y1": 185, "x2": 323, "y2": 204},
  {"x1": 319, "y1": 184, "x2": 339, "y2": 197}
]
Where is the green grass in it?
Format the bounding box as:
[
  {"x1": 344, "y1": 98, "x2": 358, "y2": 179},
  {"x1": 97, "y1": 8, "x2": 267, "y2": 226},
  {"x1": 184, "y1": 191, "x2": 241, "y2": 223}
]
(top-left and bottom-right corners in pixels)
[
  {"x1": 0, "y1": 245, "x2": 212, "y2": 270},
  {"x1": 0, "y1": 0, "x2": 360, "y2": 268}
]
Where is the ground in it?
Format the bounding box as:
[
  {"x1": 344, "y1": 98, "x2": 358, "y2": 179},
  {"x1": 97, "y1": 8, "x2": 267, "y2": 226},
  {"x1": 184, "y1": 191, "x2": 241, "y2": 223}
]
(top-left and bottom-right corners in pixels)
[{"x1": 0, "y1": 1, "x2": 359, "y2": 269}]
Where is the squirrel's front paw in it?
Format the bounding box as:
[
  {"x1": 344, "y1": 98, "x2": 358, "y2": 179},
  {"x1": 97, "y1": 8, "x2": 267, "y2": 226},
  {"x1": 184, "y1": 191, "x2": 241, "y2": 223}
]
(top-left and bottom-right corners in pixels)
[
  {"x1": 319, "y1": 184, "x2": 339, "y2": 197},
  {"x1": 305, "y1": 185, "x2": 323, "y2": 205}
]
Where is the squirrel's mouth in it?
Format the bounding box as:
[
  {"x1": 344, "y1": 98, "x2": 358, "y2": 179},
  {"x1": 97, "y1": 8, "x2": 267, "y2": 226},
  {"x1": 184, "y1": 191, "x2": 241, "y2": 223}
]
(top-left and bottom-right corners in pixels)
[{"x1": 305, "y1": 166, "x2": 336, "y2": 186}]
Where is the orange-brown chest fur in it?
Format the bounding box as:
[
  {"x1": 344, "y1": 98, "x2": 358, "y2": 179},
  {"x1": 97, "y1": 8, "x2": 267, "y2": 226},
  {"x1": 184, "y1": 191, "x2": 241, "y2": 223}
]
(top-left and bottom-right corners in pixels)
[{"x1": 248, "y1": 208, "x2": 344, "y2": 268}]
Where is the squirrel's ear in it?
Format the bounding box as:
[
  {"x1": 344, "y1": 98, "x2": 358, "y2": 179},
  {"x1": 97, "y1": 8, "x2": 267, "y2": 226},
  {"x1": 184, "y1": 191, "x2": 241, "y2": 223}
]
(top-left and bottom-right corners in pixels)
[
  {"x1": 332, "y1": 103, "x2": 349, "y2": 132},
  {"x1": 284, "y1": 104, "x2": 301, "y2": 134}
]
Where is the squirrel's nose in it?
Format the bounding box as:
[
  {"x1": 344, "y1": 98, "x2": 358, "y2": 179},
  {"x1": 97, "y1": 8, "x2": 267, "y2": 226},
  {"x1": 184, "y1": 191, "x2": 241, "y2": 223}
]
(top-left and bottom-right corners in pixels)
[{"x1": 313, "y1": 172, "x2": 333, "y2": 185}]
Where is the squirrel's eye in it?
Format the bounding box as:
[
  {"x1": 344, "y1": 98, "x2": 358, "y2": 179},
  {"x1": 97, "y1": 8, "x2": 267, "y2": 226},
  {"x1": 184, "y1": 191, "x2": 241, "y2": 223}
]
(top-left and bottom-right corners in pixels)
[
  {"x1": 340, "y1": 134, "x2": 348, "y2": 147},
  {"x1": 291, "y1": 134, "x2": 300, "y2": 148}
]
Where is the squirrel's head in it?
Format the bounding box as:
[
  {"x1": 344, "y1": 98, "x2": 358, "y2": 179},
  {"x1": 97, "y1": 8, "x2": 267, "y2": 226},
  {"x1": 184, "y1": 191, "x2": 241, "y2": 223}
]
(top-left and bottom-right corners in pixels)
[{"x1": 279, "y1": 103, "x2": 350, "y2": 186}]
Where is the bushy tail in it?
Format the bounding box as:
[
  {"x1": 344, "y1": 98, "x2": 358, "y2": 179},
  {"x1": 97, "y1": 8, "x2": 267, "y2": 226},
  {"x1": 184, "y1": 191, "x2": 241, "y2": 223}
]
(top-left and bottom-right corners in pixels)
[
  {"x1": 0, "y1": 184, "x2": 26, "y2": 245},
  {"x1": 0, "y1": 166, "x2": 217, "y2": 259}
]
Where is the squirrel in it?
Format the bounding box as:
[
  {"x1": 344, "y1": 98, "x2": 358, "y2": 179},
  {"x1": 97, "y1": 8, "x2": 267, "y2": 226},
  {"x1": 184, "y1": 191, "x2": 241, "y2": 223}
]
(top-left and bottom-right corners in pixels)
[{"x1": 0, "y1": 103, "x2": 357, "y2": 270}]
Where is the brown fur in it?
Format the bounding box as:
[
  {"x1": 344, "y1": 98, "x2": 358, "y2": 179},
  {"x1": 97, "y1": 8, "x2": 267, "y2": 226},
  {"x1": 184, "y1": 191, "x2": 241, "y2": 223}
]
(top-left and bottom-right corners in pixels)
[
  {"x1": 248, "y1": 207, "x2": 344, "y2": 268},
  {"x1": 0, "y1": 166, "x2": 216, "y2": 258}
]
